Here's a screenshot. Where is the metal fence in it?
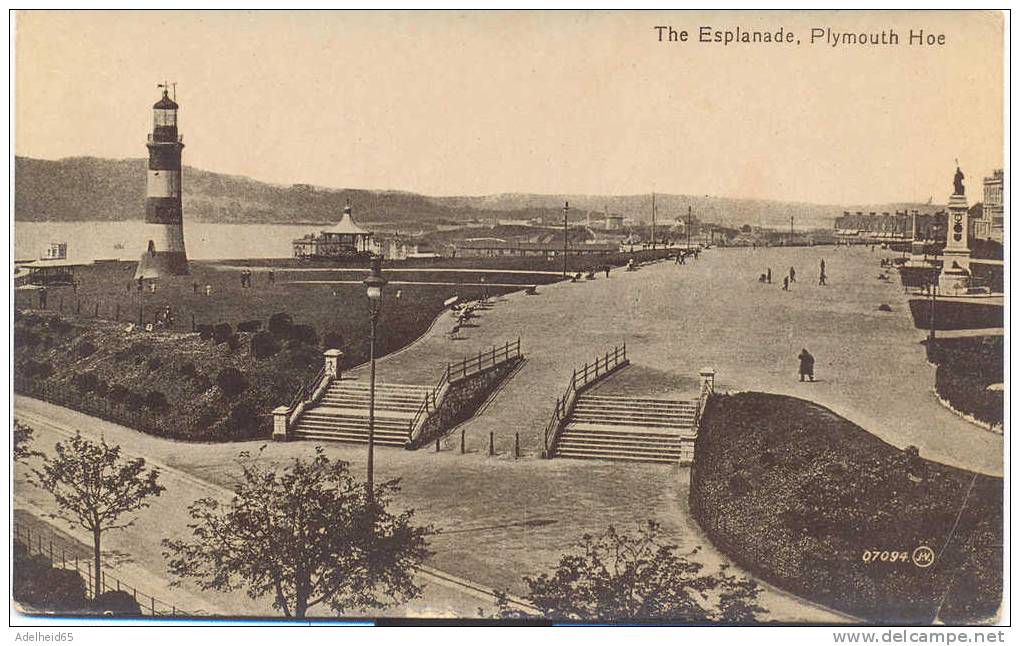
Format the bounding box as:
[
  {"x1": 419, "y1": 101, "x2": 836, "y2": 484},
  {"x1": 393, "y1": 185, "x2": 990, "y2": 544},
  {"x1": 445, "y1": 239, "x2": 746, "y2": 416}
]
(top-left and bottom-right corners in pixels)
[
  {"x1": 13, "y1": 377, "x2": 175, "y2": 437},
  {"x1": 542, "y1": 344, "x2": 628, "y2": 457},
  {"x1": 13, "y1": 521, "x2": 194, "y2": 617}
]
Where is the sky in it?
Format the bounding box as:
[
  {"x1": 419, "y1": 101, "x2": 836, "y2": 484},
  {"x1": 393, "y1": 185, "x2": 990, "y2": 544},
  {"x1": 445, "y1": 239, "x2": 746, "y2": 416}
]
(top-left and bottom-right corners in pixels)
[{"x1": 14, "y1": 10, "x2": 1005, "y2": 204}]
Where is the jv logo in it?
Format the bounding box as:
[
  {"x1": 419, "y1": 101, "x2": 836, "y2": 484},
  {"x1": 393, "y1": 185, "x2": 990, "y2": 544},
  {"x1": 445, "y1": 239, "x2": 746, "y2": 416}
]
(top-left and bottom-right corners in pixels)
[{"x1": 912, "y1": 545, "x2": 935, "y2": 568}]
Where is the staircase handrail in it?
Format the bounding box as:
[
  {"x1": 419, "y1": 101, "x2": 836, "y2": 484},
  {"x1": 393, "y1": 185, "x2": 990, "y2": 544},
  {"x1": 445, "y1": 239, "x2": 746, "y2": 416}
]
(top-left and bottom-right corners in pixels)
[
  {"x1": 289, "y1": 364, "x2": 327, "y2": 411},
  {"x1": 407, "y1": 338, "x2": 523, "y2": 443},
  {"x1": 691, "y1": 374, "x2": 714, "y2": 432},
  {"x1": 543, "y1": 343, "x2": 628, "y2": 457}
]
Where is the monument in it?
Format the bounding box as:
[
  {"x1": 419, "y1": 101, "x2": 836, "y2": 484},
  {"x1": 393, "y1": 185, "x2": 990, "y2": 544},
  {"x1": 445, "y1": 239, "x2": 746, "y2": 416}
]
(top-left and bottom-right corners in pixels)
[{"x1": 938, "y1": 165, "x2": 972, "y2": 295}]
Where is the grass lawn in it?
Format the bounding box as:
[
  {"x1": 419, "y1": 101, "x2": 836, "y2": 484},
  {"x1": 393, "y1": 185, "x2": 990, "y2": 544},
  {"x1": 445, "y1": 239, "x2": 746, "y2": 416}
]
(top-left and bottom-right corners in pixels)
[
  {"x1": 691, "y1": 392, "x2": 1002, "y2": 624},
  {"x1": 12, "y1": 250, "x2": 674, "y2": 442}
]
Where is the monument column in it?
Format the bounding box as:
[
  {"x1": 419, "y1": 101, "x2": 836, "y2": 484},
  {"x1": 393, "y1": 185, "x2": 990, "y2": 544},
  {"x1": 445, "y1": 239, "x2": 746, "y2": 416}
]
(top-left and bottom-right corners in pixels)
[{"x1": 939, "y1": 166, "x2": 972, "y2": 296}]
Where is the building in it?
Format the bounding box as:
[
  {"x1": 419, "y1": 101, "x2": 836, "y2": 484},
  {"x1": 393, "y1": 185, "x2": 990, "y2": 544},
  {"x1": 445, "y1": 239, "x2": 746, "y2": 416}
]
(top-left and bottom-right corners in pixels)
[
  {"x1": 453, "y1": 239, "x2": 620, "y2": 258},
  {"x1": 43, "y1": 242, "x2": 67, "y2": 260},
  {"x1": 833, "y1": 210, "x2": 946, "y2": 243},
  {"x1": 136, "y1": 84, "x2": 189, "y2": 279},
  {"x1": 371, "y1": 235, "x2": 441, "y2": 260},
  {"x1": 976, "y1": 169, "x2": 1004, "y2": 243},
  {"x1": 293, "y1": 202, "x2": 375, "y2": 261}
]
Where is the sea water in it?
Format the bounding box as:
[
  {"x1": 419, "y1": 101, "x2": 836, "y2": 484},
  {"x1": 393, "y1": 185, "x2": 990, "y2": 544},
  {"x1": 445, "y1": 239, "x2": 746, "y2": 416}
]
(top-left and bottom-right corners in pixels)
[{"x1": 14, "y1": 221, "x2": 318, "y2": 262}]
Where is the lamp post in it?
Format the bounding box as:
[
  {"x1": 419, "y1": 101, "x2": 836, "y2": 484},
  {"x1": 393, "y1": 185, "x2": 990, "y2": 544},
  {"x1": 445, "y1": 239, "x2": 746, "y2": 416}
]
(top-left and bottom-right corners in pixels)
[
  {"x1": 362, "y1": 256, "x2": 388, "y2": 503},
  {"x1": 136, "y1": 277, "x2": 144, "y2": 326},
  {"x1": 928, "y1": 223, "x2": 941, "y2": 349},
  {"x1": 562, "y1": 201, "x2": 569, "y2": 278}
]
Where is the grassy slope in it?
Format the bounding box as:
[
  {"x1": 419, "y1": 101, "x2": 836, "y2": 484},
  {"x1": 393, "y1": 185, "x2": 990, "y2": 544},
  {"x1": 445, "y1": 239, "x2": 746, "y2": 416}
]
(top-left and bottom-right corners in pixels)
[
  {"x1": 14, "y1": 253, "x2": 665, "y2": 441},
  {"x1": 691, "y1": 392, "x2": 1001, "y2": 624}
]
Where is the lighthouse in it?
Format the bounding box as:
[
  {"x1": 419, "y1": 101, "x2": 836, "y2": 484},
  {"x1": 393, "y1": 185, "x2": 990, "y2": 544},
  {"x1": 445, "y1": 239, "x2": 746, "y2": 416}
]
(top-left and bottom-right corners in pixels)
[{"x1": 136, "y1": 84, "x2": 189, "y2": 278}]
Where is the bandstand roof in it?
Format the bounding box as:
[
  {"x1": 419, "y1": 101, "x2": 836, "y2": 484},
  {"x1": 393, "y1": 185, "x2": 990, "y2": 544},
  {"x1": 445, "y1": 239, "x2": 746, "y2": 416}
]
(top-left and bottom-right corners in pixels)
[{"x1": 324, "y1": 206, "x2": 371, "y2": 236}]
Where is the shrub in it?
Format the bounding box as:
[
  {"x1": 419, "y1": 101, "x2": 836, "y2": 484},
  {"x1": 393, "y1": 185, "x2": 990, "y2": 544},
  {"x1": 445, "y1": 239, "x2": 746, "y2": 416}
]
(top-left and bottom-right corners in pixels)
[
  {"x1": 322, "y1": 330, "x2": 344, "y2": 352},
  {"x1": 216, "y1": 367, "x2": 248, "y2": 400},
  {"x1": 179, "y1": 361, "x2": 197, "y2": 377},
  {"x1": 92, "y1": 378, "x2": 110, "y2": 397},
  {"x1": 729, "y1": 473, "x2": 752, "y2": 496},
  {"x1": 283, "y1": 340, "x2": 321, "y2": 369},
  {"x1": 226, "y1": 334, "x2": 241, "y2": 351},
  {"x1": 192, "y1": 373, "x2": 213, "y2": 393},
  {"x1": 108, "y1": 384, "x2": 131, "y2": 404},
  {"x1": 935, "y1": 364, "x2": 1003, "y2": 426},
  {"x1": 147, "y1": 355, "x2": 164, "y2": 371},
  {"x1": 289, "y1": 324, "x2": 318, "y2": 347},
  {"x1": 268, "y1": 312, "x2": 294, "y2": 338},
  {"x1": 13, "y1": 544, "x2": 88, "y2": 613},
  {"x1": 91, "y1": 590, "x2": 142, "y2": 616},
  {"x1": 196, "y1": 324, "x2": 214, "y2": 340},
  {"x1": 212, "y1": 323, "x2": 234, "y2": 345},
  {"x1": 251, "y1": 331, "x2": 280, "y2": 360},
  {"x1": 194, "y1": 406, "x2": 222, "y2": 433},
  {"x1": 144, "y1": 390, "x2": 169, "y2": 413},
  {"x1": 129, "y1": 341, "x2": 153, "y2": 356},
  {"x1": 125, "y1": 391, "x2": 145, "y2": 412},
  {"x1": 15, "y1": 327, "x2": 41, "y2": 348},
  {"x1": 47, "y1": 317, "x2": 75, "y2": 337},
  {"x1": 75, "y1": 340, "x2": 97, "y2": 359},
  {"x1": 227, "y1": 400, "x2": 260, "y2": 438},
  {"x1": 237, "y1": 319, "x2": 262, "y2": 333},
  {"x1": 72, "y1": 371, "x2": 101, "y2": 393}
]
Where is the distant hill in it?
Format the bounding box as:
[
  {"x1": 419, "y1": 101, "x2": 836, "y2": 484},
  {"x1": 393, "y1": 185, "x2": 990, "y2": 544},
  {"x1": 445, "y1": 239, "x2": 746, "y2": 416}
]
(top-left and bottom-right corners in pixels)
[{"x1": 15, "y1": 156, "x2": 937, "y2": 230}]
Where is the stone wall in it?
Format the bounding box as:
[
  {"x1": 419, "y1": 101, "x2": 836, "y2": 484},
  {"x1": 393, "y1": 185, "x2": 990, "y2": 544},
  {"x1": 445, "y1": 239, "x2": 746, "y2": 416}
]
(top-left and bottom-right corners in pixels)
[{"x1": 408, "y1": 357, "x2": 523, "y2": 449}]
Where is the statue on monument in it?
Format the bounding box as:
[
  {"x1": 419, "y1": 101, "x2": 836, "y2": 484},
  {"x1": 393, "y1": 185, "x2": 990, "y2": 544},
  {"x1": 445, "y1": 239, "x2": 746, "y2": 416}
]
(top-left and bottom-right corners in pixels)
[{"x1": 953, "y1": 165, "x2": 965, "y2": 196}]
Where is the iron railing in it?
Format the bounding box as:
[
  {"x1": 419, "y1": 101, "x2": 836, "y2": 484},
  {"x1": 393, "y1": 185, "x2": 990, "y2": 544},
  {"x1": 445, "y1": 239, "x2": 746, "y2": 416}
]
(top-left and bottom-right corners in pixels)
[
  {"x1": 13, "y1": 521, "x2": 195, "y2": 617},
  {"x1": 542, "y1": 343, "x2": 628, "y2": 457},
  {"x1": 407, "y1": 338, "x2": 522, "y2": 442}
]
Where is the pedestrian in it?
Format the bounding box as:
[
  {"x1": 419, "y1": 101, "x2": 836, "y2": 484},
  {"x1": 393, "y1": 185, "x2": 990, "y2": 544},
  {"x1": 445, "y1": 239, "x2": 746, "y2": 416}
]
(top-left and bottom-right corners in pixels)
[
  {"x1": 766, "y1": 268, "x2": 772, "y2": 284},
  {"x1": 820, "y1": 259, "x2": 826, "y2": 274},
  {"x1": 604, "y1": 265, "x2": 610, "y2": 278},
  {"x1": 38, "y1": 287, "x2": 47, "y2": 309},
  {"x1": 782, "y1": 276, "x2": 789, "y2": 291},
  {"x1": 789, "y1": 266, "x2": 796, "y2": 282},
  {"x1": 798, "y1": 348, "x2": 815, "y2": 382},
  {"x1": 204, "y1": 284, "x2": 212, "y2": 296},
  {"x1": 149, "y1": 282, "x2": 156, "y2": 293},
  {"x1": 192, "y1": 281, "x2": 199, "y2": 294}
]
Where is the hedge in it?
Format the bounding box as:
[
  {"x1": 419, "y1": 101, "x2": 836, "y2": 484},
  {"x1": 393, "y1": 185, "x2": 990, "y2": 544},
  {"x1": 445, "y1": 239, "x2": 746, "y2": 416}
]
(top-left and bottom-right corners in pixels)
[{"x1": 690, "y1": 392, "x2": 1002, "y2": 624}]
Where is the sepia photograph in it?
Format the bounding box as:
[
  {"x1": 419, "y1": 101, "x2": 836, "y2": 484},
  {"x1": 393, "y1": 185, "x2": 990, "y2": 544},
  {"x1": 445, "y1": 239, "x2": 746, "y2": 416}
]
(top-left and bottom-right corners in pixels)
[{"x1": 7, "y1": 7, "x2": 1008, "y2": 637}]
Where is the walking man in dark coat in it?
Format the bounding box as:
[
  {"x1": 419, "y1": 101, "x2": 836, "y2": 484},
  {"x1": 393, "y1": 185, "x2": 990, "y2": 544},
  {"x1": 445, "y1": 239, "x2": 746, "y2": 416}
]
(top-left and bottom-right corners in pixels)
[
  {"x1": 766, "y1": 268, "x2": 772, "y2": 284},
  {"x1": 789, "y1": 266, "x2": 796, "y2": 283},
  {"x1": 798, "y1": 348, "x2": 815, "y2": 382}
]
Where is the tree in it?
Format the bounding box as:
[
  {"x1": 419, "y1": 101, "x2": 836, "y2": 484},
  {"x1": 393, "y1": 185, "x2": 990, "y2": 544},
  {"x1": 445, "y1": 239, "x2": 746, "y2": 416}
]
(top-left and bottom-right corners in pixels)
[
  {"x1": 163, "y1": 447, "x2": 433, "y2": 618},
  {"x1": 13, "y1": 420, "x2": 42, "y2": 463},
  {"x1": 521, "y1": 521, "x2": 766, "y2": 623},
  {"x1": 33, "y1": 432, "x2": 165, "y2": 593}
]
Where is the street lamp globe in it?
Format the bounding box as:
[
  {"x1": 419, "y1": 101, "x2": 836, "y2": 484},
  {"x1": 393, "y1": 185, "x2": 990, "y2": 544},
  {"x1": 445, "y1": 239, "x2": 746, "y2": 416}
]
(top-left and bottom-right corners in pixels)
[{"x1": 363, "y1": 257, "x2": 388, "y2": 302}]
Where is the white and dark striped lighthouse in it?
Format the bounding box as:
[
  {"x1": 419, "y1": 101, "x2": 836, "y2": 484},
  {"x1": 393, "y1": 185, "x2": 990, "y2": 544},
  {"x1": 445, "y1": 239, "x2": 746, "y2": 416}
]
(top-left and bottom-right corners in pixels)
[{"x1": 136, "y1": 84, "x2": 189, "y2": 278}]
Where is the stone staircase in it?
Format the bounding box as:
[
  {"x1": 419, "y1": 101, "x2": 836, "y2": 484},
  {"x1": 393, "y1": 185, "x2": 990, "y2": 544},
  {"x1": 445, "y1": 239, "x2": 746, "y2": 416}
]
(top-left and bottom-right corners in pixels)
[
  {"x1": 291, "y1": 379, "x2": 432, "y2": 446},
  {"x1": 554, "y1": 394, "x2": 699, "y2": 464}
]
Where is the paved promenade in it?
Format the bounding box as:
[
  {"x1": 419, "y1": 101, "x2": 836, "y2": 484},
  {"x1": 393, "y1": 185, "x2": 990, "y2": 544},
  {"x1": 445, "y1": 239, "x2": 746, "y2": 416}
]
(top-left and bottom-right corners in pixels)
[
  {"x1": 351, "y1": 246, "x2": 1002, "y2": 475},
  {"x1": 14, "y1": 396, "x2": 847, "y2": 623}
]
